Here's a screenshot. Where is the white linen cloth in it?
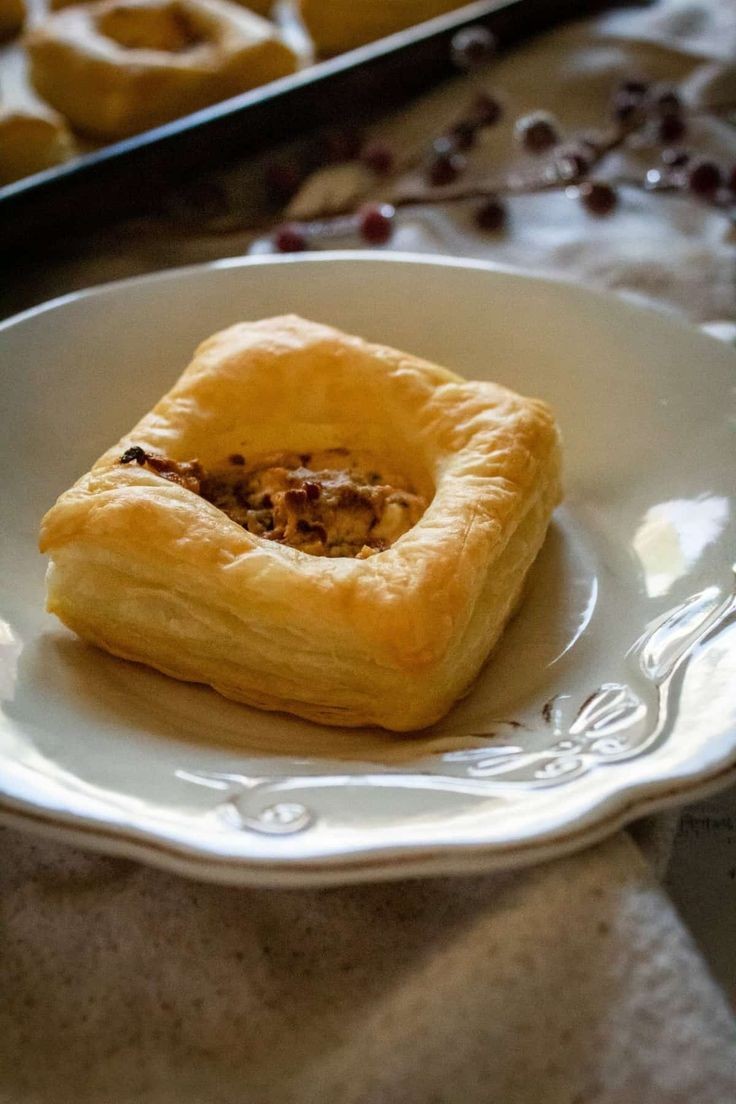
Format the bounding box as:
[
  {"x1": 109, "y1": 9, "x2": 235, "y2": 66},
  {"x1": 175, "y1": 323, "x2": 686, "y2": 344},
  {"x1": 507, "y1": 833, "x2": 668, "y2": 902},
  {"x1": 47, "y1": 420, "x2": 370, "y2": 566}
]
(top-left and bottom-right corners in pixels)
[
  {"x1": 1, "y1": 826, "x2": 736, "y2": 1104},
  {"x1": 2, "y1": 2, "x2": 736, "y2": 1101}
]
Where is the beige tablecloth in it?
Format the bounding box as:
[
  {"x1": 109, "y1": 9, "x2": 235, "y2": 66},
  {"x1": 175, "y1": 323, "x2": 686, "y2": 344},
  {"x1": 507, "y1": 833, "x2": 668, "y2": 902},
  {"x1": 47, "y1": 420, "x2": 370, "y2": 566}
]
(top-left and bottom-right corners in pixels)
[{"x1": 2, "y1": 2, "x2": 736, "y2": 1101}]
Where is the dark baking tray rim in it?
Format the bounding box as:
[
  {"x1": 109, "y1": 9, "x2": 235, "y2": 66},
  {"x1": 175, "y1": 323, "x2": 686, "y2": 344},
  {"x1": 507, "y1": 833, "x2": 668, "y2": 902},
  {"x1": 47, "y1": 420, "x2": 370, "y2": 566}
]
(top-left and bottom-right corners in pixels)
[{"x1": 0, "y1": 0, "x2": 611, "y2": 250}]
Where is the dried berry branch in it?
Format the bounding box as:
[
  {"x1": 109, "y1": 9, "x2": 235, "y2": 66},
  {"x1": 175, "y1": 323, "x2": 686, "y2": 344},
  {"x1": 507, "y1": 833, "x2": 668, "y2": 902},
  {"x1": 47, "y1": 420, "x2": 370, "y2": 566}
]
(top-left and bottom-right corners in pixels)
[
  {"x1": 171, "y1": 28, "x2": 736, "y2": 244},
  {"x1": 265, "y1": 77, "x2": 735, "y2": 251}
]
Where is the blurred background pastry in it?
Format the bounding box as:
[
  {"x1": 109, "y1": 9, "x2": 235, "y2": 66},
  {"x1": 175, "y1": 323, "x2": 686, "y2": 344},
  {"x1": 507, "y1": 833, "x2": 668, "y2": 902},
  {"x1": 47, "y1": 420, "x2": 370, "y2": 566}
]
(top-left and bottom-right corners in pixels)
[
  {"x1": 0, "y1": 0, "x2": 24, "y2": 40},
  {"x1": 298, "y1": 0, "x2": 472, "y2": 55},
  {"x1": 0, "y1": 4, "x2": 75, "y2": 183},
  {"x1": 0, "y1": 102, "x2": 73, "y2": 182},
  {"x1": 26, "y1": 0, "x2": 299, "y2": 138}
]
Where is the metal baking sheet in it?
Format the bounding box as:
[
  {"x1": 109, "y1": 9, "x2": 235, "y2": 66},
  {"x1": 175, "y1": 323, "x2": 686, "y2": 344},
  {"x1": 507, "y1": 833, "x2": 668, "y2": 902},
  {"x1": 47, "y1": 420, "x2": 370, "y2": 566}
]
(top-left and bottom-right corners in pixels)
[{"x1": 0, "y1": 0, "x2": 610, "y2": 251}]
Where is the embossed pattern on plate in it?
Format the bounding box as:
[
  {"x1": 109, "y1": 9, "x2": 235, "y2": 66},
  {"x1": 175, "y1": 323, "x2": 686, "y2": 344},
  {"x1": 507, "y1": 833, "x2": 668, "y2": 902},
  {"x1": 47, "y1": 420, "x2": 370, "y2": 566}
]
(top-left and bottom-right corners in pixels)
[{"x1": 1, "y1": 254, "x2": 735, "y2": 886}]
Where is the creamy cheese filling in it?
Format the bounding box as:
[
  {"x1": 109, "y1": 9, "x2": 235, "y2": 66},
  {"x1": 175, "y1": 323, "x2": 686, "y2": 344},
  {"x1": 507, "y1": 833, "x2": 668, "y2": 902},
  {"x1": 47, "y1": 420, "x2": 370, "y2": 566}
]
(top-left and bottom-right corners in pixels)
[{"x1": 118, "y1": 447, "x2": 426, "y2": 558}]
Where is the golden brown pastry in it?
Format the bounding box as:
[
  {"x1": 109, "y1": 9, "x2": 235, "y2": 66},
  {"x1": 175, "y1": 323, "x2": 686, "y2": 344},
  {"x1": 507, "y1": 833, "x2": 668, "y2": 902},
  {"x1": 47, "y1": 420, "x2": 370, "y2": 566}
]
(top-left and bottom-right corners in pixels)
[
  {"x1": 39, "y1": 315, "x2": 562, "y2": 732},
  {"x1": 298, "y1": 0, "x2": 472, "y2": 55},
  {"x1": 26, "y1": 0, "x2": 298, "y2": 139},
  {"x1": 0, "y1": 0, "x2": 24, "y2": 40},
  {"x1": 0, "y1": 106, "x2": 74, "y2": 184}
]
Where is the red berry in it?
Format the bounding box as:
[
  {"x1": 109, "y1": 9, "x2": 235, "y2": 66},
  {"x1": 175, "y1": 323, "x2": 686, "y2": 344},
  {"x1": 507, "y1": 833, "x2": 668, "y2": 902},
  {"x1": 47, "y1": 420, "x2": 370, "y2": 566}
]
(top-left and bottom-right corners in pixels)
[
  {"x1": 358, "y1": 203, "x2": 395, "y2": 245},
  {"x1": 360, "y1": 141, "x2": 394, "y2": 176},
  {"x1": 450, "y1": 25, "x2": 496, "y2": 71},
  {"x1": 274, "y1": 224, "x2": 308, "y2": 252},
  {"x1": 578, "y1": 181, "x2": 617, "y2": 216},
  {"x1": 611, "y1": 77, "x2": 649, "y2": 124},
  {"x1": 688, "y1": 159, "x2": 722, "y2": 196},
  {"x1": 515, "y1": 112, "x2": 560, "y2": 154},
  {"x1": 475, "y1": 196, "x2": 506, "y2": 231},
  {"x1": 470, "y1": 91, "x2": 502, "y2": 127},
  {"x1": 657, "y1": 114, "x2": 686, "y2": 143}
]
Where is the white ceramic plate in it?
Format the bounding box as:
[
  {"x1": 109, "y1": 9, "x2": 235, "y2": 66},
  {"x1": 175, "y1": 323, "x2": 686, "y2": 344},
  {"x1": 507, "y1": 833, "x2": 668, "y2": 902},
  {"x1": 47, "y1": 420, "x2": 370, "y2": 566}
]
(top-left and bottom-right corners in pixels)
[{"x1": 2, "y1": 253, "x2": 735, "y2": 886}]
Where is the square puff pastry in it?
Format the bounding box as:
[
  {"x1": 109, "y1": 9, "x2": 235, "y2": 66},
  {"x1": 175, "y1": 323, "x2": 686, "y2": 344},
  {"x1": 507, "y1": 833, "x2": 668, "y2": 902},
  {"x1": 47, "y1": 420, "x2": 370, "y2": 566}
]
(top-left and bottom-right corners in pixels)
[{"x1": 39, "y1": 315, "x2": 562, "y2": 732}]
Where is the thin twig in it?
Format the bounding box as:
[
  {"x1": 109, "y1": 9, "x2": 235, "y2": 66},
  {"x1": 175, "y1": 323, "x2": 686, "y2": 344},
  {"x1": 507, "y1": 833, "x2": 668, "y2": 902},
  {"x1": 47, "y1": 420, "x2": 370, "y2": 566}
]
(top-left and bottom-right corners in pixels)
[{"x1": 166, "y1": 99, "x2": 735, "y2": 238}]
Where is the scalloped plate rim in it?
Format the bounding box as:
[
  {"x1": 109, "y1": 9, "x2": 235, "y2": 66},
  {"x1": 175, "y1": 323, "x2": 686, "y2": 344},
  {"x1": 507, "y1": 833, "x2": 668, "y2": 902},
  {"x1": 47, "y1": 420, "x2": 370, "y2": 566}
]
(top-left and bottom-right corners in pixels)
[
  {"x1": 2, "y1": 251, "x2": 736, "y2": 886},
  {"x1": 1, "y1": 766, "x2": 736, "y2": 887}
]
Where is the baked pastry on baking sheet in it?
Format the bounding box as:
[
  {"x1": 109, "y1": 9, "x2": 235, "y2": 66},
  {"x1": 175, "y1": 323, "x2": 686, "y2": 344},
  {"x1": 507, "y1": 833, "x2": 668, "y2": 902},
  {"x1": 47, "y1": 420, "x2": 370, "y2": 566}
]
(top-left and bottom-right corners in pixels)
[
  {"x1": 26, "y1": 0, "x2": 299, "y2": 138},
  {"x1": 298, "y1": 0, "x2": 472, "y2": 55},
  {"x1": 39, "y1": 315, "x2": 562, "y2": 731},
  {"x1": 0, "y1": 104, "x2": 73, "y2": 182}
]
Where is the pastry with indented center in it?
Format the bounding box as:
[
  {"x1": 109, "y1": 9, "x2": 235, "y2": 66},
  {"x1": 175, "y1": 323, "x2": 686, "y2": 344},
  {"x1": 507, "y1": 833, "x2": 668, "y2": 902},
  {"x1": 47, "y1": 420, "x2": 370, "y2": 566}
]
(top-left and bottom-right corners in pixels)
[
  {"x1": 39, "y1": 315, "x2": 562, "y2": 731},
  {"x1": 26, "y1": 0, "x2": 298, "y2": 138}
]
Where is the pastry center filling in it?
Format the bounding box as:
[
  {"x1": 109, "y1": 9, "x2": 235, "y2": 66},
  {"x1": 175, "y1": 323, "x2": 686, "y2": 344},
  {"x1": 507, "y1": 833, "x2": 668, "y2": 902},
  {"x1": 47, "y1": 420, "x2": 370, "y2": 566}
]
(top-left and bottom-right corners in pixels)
[
  {"x1": 98, "y1": 4, "x2": 206, "y2": 52},
  {"x1": 119, "y1": 447, "x2": 427, "y2": 558}
]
